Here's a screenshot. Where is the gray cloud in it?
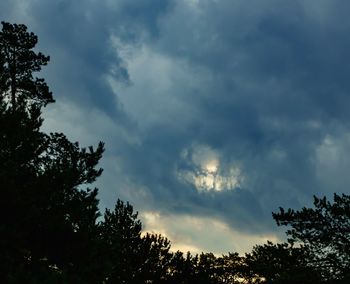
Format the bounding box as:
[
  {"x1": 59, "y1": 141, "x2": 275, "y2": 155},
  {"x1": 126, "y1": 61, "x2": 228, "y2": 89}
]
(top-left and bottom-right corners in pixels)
[{"x1": 111, "y1": 0, "x2": 350, "y2": 230}]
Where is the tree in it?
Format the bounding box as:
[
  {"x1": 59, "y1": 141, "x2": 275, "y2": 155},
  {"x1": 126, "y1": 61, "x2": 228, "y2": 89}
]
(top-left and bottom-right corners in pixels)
[
  {"x1": 0, "y1": 21, "x2": 53, "y2": 109},
  {"x1": 99, "y1": 199, "x2": 143, "y2": 283},
  {"x1": 167, "y1": 252, "x2": 201, "y2": 284},
  {"x1": 0, "y1": 56, "x2": 53, "y2": 281},
  {"x1": 99, "y1": 199, "x2": 175, "y2": 284},
  {"x1": 166, "y1": 252, "x2": 223, "y2": 284},
  {"x1": 0, "y1": 22, "x2": 104, "y2": 282},
  {"x1": 139, "y1": 233, "x2": 172, "y2": 283},
  {"x1": 244, "y1": 241, "x2": 322, "y2": 284},
  {"x1": 216, "y1": 253, "x2": 246, "y2": 284},
  {"x1": 273, "y1": 193, "x2": 350, "y2": 282}
]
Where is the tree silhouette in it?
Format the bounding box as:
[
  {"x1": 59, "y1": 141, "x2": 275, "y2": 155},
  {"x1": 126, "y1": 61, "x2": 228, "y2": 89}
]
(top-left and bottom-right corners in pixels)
[
  {"x1": 99, "y1": 199, "x2": 143, "y2": 283},
  {"x1": 0, "y1": 22, "x2": 53, "y2": 109},
  {"x1": 244, "y1": 241, "x2": 322, "y2": 284},
  {"x1": 216, "y1": 253, "x2": 246, "y2": 284},
  {"x1": 99, "y1": 200, "x2": 175, "y2": 283},
  {"x1": 0, "y1": 21, "x2": 104, "y2": 282},
  {"x1": 273, "y1": 193, "x2": 350, "y2": 281},
  {"x1": 139, "y1": 233, "x2": 173, "y2": 283}
]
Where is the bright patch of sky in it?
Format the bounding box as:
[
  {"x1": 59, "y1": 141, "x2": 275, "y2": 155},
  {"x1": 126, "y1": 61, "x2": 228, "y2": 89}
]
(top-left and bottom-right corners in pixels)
[
  {"x1": 177, "y1": 144, "x2": 244, "y2": 192},
  {"x1": 140, "y1": 211, "x2": 279, "y2": 255}
]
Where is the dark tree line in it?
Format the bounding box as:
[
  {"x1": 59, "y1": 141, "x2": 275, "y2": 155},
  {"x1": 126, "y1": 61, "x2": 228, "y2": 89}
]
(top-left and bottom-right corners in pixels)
[{"x1": 1, "y1": 21, "x2": 350, "y2": 283}]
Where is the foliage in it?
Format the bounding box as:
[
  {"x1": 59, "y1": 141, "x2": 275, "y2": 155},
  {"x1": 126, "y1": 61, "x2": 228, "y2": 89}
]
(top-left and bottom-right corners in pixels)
[
  {"x1": 244, "y1": 241, "x2": 322, "y2": 284},
  {"x1": 0, "y1": 21, "x2": 53, "y2": 109},
  {"x1": 273, "y1": 194, "x2": 350, "y2": 281},
  {"x1": 0, "y1": 21, "x2": 104, "y2": 283}
]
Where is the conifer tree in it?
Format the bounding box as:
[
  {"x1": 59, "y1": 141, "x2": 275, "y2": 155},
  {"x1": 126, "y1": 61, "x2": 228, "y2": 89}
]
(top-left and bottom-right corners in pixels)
[
  {"x1": 0, "y1": 22, "x2": 53, "y2": 109},
  {"x1": 273, "y1": 194, "x2": 350, "y2": 282},
  {"x1": 0, "y1": 21, "x2": 104, "y2": 282}
]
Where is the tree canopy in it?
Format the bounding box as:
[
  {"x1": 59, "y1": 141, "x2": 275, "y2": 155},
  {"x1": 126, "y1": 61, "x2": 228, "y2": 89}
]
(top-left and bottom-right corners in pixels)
[
  {"x1": 0, "y1": 22, "x2": 53, "y2": 109},
  {"x1": 273, "y1": 194, "x2": 350, "y2": 282}
]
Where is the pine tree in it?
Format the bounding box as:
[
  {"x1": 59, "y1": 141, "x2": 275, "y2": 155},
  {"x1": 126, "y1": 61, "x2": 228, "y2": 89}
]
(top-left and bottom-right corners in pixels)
[
  {"x1": 0, "y1": 21, "x2": 104, "y2": 282},
  {"x1": 273, "y1": 194, "x2": 350, "y2": 282},
  {"x1": 0, "y1": 22, "x2": 53, "y2": 109}
]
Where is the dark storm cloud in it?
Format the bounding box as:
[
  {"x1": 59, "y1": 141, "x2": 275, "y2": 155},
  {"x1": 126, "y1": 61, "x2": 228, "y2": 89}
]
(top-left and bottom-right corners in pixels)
[
  {"x1": 0, "y1": 0, "x2": 173, "y2": 118},
  {"x1": 112, "y1": 0, "x2": 350, "y2": 232},
  {"x1": 3, "y1": 0, "x2": 350, "y2": 237}
]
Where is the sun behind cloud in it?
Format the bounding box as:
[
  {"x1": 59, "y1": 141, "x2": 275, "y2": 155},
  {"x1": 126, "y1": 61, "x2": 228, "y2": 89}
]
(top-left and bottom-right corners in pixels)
[{"x1": 177, "y1": 144, "x2": 244, "y2": 192}]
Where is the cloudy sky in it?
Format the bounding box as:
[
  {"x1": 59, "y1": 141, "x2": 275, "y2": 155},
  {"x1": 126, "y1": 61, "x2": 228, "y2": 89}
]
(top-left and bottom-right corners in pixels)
[{"x1": 2, "y1": 0, "x2": 350, "y2": 255}]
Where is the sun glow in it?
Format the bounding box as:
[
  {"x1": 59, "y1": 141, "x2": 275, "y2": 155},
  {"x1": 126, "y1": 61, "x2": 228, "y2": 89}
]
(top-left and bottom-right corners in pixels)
[{"x1": 177, "y1": 144, "x2": 244, "y2": 192}]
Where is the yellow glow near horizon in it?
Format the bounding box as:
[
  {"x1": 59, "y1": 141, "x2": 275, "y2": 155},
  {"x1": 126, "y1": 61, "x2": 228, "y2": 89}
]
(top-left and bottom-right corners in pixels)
[{"x1": 140, "y1": 211, "x2": 280, "y2": 255}]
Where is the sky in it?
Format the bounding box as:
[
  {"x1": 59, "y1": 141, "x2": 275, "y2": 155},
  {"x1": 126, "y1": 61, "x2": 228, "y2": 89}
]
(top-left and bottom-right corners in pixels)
[{"x1": 2, "y1": 0, "x2": 350, "y2": 255}]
